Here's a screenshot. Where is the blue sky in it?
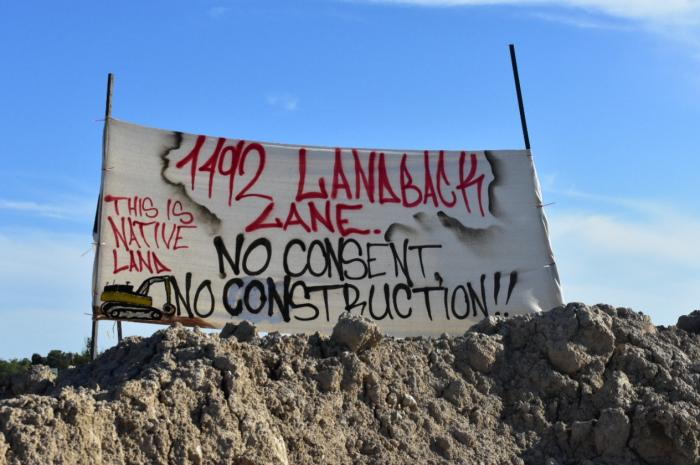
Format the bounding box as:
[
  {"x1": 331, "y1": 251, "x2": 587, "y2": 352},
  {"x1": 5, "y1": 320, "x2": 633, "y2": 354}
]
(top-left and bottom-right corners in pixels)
[{"x1": 1, "y1": 0, "x2": 699, "y2": 358}]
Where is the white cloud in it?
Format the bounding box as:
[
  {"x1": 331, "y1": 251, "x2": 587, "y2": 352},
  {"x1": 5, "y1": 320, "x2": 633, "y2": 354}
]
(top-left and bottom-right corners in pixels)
[
  {"x1": 0, "y1": 229, "x2": 94, "y2": 304},
  {"x1": 550, "y1": 210, "x2": 700, "y2": 268},
  {"x1": 545, "y1": 187, "x2": 670, "y2": 215},
  {"x1": 266, "y1": 93, "x2": 300, "y2": 111},
  {"x1": 544, "y1": 193, "x2": 700, "y2": 325},
  {"x1": 358, "y1": 0, "x2": 700, "y2": 22},
  {"x1": 0, "y1": 198, "x2": 95, "y2": 221},
  {"x1": 352, "y1": 0, "x2": 700, "y2": 54},
  {"x1": 530, "y1": 11, "x2": 631, "y2": 29}
]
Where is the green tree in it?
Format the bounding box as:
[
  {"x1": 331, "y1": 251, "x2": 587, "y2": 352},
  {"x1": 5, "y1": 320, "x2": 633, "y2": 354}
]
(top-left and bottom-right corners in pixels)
[
  {"x1": 2, "y1": 339, "x2": 92, "y2": 382},
  {"x1": 0, "y1": 358, "x2": 32, "y2": 378}
]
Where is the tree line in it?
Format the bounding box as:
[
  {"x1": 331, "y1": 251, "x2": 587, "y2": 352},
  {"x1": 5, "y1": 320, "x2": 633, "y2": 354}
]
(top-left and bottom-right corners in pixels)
[{"x1": 0, "y1": 338, "x2": 92, "y2": 379}]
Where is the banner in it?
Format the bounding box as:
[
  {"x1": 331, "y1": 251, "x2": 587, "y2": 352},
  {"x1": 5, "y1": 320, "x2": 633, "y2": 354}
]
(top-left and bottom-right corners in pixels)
[{"x1": 92, "y1": 119, "x2": 562, "y2": 336}]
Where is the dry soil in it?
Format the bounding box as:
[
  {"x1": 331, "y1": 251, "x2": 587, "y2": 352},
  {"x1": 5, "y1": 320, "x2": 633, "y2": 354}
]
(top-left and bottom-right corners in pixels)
[{"x1": 1, "y1": 303, "x2": 699, "y2": 465}]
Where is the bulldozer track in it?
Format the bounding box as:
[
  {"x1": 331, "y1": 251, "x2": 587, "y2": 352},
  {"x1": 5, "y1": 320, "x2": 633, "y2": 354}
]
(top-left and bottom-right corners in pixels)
[{"x1": 101, "y1": 302, "x2": 163, "y2": 321}]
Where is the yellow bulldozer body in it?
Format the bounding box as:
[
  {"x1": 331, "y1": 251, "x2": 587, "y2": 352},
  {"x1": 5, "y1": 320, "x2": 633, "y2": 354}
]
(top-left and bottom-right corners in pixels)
[{"x1": 100, "y1": 291, "x2": 152, "y2": 307}]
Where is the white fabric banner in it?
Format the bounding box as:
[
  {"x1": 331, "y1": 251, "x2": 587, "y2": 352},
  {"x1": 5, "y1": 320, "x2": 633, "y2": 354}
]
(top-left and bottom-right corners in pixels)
[{"x1": 92, "y1": 119, "x2": 563, "y2": 336}]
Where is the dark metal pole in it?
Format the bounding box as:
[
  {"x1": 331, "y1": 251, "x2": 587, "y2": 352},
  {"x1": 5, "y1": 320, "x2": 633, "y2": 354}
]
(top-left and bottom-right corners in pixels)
[
  {"x1": 105, "y1": 73, "x2": 114, "y2": 119},
  {"x1": 90, "y1": 318, "x2": 99, "y2": 360},
  {"x1": 509, "y1": 44, "x2": 531, "y2": 150},
  {"x1": 91, "y1": 73, "x2": 116, "y2": 360}
]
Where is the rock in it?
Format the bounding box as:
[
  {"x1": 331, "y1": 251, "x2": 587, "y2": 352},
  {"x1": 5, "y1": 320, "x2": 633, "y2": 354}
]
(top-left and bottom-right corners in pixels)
[
  {"x1": 442, "y1": 379, "x2": 471, "y2": 409},
  {"x1": 338, "y1": 353, "x2": 364, "y2": 392},
  {"x1": 10, "y1": 365, "x2": 56, "y2": 396},
  {"x1": 401, "y1": 393, "x2": 418, "y2": 411},
  {"x1": 450, "y1": 428, "x2": 474, "y2": 447},
  {"x1": 0, "y1": 428, "x2": 7, "y2": 458},
  {"x1": 431, "y1": 435, "x2": 451, "y2": 459},
  {"x1": 220, "y1": 320, "x2": 258, "y2": 342},
  {"x1": 330, "y1": 313, "x2": 381, "y2": 353},
  {"x1": 543, "y1": 304, "x2": 614, "y2": 375},
  {"x1": 363, "y1": 372, "x2": 384, "y2": 405},
  {"x1": 468, "y1": 316, "x2": 503, "y2": 335},
  {"x1": 629, "y1": 403, "x2": 700, "y2": 465},
  {"x1": 594, "y1": 370, "x2": 635, "y2": 410},
  {"x1": 315, "y1": 366, "x2": 341, "y2": 393},
  {"x1": 457, "y1": 332, "x2": 503, "y2": 374},
  {"x1": 677, "y1": 310, "x2": 700, "y2": 334},
  {"x1": 569, "y1": 420, "x2": 594, "y2": 451},
  {"x1": 576, "y1": 307, "x2": 615, "y2": 356},
  {"x1": 546, "y1": 341, "x2": 591, "y2": 375},
  {"x1": 594, "y1": 408, "x2": 630, "y2": 456}
]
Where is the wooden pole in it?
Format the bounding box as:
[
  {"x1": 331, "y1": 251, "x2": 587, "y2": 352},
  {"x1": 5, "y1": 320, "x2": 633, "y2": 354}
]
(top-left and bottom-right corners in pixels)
[
  {"x1": 91, "y1": 73, "x2": 116, "y2": 360},
  {"x1": 509, "y1": 44, "x2": 531, "y2": 150}
]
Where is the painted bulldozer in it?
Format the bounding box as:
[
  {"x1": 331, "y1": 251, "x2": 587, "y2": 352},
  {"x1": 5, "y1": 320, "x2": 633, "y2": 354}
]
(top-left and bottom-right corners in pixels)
[{"x1": 100, "y1": 275, "x2": 177, "y2": 321}]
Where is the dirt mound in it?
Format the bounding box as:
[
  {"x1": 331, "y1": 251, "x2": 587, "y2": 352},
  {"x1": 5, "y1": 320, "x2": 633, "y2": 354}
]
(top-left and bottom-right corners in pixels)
[{"x1": 1, "y1": 303, "x2": 700, "y2": 465}]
